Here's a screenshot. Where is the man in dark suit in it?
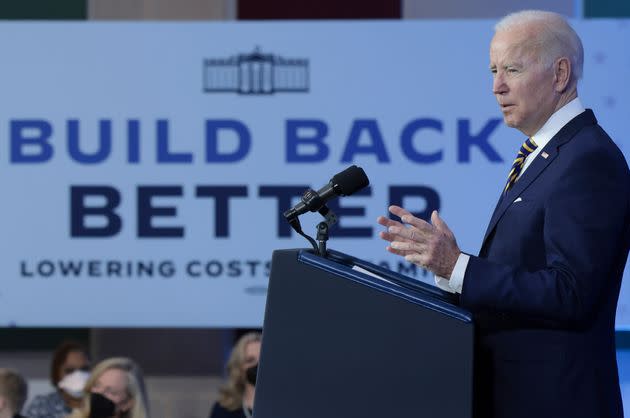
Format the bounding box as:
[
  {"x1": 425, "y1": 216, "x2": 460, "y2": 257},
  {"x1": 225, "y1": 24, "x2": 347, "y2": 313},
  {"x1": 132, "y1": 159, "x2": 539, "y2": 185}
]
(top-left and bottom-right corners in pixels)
[{"x1": 378, "y1": 10, "x2": 629, "y2": 418}]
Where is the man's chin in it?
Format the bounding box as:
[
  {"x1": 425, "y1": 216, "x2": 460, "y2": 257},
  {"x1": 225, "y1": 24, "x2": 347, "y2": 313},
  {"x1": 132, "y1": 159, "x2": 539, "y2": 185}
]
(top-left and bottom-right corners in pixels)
[{"x1": 503, "y1": 116, "x2": 518, "y2": 128}]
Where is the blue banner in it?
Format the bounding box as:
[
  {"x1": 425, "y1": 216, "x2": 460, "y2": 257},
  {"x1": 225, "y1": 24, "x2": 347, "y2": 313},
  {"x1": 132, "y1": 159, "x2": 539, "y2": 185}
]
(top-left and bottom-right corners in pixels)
[{"x1": 0, "y1": 21, "x2": 628, "y2": 327}]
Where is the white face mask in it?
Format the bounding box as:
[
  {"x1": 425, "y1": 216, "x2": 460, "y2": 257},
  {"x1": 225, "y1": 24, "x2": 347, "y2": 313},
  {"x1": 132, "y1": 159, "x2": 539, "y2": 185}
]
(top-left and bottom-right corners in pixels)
[{"x1": 58, "y1": 370, "x2": 90, "y2": 399}]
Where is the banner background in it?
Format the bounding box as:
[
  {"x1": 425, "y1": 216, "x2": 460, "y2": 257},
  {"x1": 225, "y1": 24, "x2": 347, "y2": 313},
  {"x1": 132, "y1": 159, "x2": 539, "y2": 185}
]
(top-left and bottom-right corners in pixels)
[{"x1": 0, "y1": 21, "x2": 628, "y2": 328}]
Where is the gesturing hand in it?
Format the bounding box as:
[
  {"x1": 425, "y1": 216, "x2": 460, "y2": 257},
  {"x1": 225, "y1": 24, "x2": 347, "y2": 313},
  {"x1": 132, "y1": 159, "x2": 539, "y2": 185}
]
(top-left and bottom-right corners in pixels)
[{"x1": 377, "y1": 205, "x2": 461, "y2": 279}]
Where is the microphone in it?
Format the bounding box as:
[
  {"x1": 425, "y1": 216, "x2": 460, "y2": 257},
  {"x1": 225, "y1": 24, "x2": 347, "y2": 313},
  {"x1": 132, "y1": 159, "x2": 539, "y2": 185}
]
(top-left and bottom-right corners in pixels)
[{"x1": 283, "y1": 165, "x2": 370, "y2": 221}]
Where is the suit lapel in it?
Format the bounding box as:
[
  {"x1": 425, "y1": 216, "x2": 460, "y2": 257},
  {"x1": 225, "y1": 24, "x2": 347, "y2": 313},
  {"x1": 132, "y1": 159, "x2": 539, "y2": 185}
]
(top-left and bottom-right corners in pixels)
[
  {"x1": 481, "y1": 147, "x2": 558, "y2": 245},
  {"x1": 480, "y1": 109, "x2": 597, "y2": 249}
]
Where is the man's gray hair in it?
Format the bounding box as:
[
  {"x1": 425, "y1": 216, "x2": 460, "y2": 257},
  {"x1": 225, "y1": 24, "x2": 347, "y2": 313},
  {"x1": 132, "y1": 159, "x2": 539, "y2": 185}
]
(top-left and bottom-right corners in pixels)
[
  {"x1": 0, "y1": 368, "x2": 28, "y2": 415},
  {"x1": 495, "y1": 10, "x2": 584, "y2": 81}
]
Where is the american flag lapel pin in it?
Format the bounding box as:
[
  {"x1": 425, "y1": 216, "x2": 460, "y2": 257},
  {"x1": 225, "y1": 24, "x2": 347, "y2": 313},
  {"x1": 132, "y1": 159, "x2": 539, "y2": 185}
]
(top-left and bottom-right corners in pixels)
[{"x1": 541, "y1": 151, "x2": 549, "y2": 159}]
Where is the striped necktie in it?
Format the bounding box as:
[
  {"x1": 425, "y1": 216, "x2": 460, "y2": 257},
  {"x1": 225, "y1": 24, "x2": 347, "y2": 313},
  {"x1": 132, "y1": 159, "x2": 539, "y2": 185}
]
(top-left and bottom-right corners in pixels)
[{"x1": 504, "y1": 137, "x2": 538, "y2": 195}]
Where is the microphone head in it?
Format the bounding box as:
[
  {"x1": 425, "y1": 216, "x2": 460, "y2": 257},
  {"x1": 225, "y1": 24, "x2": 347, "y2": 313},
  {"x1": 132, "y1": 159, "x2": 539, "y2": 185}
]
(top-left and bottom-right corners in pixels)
[{"x1": 331, "y1": 165, "x2": 370, "y2": 196}]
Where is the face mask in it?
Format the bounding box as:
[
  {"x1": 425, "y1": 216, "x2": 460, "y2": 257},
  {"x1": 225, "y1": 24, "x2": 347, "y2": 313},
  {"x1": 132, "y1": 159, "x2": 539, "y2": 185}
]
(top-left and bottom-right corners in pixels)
[
  {"x1": 58, "y1": 370, "x2": 91, "y2": 399},
  {"x1": 89, "y1": 392, "x2": 116, "y2": 418},
  {"x1": 245, "y1": 364, "x2": 258, "y2": 386}
]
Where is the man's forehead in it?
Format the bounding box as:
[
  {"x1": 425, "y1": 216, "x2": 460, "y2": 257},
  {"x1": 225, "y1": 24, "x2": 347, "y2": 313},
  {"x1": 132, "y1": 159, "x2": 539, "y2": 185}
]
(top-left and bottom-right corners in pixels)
[{"x1": 490, "y1": 30, "x2": 538, "y2": 63}]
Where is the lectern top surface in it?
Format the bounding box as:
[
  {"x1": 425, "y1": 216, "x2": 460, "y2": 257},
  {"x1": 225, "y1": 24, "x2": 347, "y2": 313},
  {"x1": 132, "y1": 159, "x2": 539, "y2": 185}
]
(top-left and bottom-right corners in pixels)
[{"x1": 298, "y1": 249, "x2": 473, "y2": 323}]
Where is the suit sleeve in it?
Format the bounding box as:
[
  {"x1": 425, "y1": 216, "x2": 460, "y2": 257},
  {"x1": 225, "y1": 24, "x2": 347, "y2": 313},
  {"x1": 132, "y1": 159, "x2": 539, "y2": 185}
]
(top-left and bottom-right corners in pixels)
[{"x1": 461, "y1": 146, "x2": 630, "y2": 324}]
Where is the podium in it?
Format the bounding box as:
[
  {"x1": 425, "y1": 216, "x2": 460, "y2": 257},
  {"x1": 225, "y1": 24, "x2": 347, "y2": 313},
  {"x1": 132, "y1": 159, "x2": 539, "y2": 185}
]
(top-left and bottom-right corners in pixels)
[{"x1": 254, "y1": 249, "x2": 474, "y2": 418}]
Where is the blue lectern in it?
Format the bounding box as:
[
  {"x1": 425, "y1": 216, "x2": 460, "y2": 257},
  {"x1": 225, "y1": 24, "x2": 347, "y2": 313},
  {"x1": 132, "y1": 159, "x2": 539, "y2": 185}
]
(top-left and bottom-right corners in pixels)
[{"x1": 254, "y1": 249, "x2": 474, "y2": 418}]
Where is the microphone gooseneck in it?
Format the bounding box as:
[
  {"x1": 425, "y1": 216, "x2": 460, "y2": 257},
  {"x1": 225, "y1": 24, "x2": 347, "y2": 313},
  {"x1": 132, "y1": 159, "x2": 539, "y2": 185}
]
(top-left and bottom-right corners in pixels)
[
  {"x1": 283, "y1": 166, "x2": 370, "y2": 257},
  {"x1": 283, "y1": 165, "x2": 369, "y2": 221}
]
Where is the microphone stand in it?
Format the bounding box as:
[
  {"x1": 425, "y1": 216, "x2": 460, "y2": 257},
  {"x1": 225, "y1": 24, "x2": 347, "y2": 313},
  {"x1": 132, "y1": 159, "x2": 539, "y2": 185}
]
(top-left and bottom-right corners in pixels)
[
  {"x1": 285, "y1": 204, "x2": 338, "y2": 258},
  {"x1": 316, "y1": 205, "x2": 338, "y2": 257}
]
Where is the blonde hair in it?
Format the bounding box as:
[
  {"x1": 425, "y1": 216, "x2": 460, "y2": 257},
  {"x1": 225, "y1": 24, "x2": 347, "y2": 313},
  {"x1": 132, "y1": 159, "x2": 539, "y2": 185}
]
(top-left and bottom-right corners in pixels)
[
  {"x1": 495, "y1": 10, "x2": 584, "y2": 82},
  {"x1": 216, "y1": 332, "x2": 262, "y2": 411},
  {"x1": 68, "y1": 357, "x2": 149, "y2": 418}
]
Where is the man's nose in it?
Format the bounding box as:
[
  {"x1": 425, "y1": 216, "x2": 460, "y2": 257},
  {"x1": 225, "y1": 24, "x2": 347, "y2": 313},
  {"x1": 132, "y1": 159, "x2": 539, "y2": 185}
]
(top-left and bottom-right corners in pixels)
[{"x1": 493, "y1": 73, "x2": 507, "y2": 95}]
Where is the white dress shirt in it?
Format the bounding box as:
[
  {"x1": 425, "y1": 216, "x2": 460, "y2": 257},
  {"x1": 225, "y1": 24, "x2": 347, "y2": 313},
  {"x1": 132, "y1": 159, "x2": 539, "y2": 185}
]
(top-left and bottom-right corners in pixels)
[{"x1": 435, "y1": 98, "x2": 586, "y2": 293}]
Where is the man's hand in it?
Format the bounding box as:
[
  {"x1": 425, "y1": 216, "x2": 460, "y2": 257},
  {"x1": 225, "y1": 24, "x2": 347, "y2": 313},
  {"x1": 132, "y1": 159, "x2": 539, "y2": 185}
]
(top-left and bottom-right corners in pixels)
[{"x1": 377, "y1": 205, "x2": 461, "y2": 279}]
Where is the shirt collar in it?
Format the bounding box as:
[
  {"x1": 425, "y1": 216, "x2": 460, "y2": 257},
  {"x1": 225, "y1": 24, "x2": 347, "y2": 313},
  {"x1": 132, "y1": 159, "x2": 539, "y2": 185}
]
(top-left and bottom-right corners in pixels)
[{"x1": 530, "y1": 97, "x2": 585, "y2": 150}]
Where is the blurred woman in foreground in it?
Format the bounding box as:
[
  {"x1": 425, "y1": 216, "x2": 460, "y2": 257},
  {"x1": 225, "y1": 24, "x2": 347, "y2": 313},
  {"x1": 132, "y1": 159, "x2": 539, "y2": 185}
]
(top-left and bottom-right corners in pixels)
[
  {"x1": 209, "y1": 332, "x2": 262, "y2": 418},
  {"x1": 68, "y1": 357, "x2": 149, "y2": 418}
]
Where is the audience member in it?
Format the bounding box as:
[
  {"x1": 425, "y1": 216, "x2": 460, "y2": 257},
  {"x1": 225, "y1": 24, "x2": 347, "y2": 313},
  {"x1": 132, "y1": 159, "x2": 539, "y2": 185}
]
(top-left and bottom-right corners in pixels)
[
  {"x1": 209, "y1": 332, "x2": 262, "y2": 418},
  {"x1": 26, "y1": 341, "x2": 91, "y2": 418},
  {"x1": 67, "y1": 357, "x2": 149, "y2": 418},
  {"x1": 0, "y1": 368, "x2": 28, "y2": 418}
]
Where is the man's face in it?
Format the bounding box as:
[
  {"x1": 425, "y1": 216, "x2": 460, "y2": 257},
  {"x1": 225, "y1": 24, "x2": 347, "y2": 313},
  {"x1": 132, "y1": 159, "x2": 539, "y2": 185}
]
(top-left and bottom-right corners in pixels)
[{"x1": 490, "y1": 27, "x2": 558, "y2": 137}]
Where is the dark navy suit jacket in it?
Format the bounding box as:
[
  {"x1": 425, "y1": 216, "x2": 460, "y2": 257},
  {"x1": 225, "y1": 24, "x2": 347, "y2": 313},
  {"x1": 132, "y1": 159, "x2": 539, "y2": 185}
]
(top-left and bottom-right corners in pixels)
[{"x1": 461, "y1": 110, "x2": 630, "y2": 418}]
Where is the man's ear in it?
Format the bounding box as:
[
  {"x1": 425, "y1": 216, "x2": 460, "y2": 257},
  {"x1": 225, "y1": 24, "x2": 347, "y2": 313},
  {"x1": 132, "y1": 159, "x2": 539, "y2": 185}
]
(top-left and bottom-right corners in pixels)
[
  {"x1": 0, "y1": 395, "x2": 7, "y2": 411},
  {"x1": 553, "y1": 57, "x2": 572, "y2": 92}
]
